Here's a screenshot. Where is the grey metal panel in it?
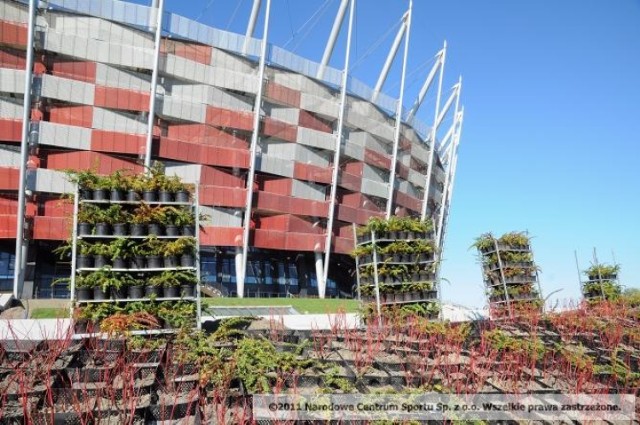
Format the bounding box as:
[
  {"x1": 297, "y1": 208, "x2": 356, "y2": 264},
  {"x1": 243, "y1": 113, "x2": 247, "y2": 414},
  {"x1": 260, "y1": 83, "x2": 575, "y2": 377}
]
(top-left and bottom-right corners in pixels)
[
  {"x1": 34, "y1": 168, "x2": 74, "y2": 194},
  {"x1": 48, "y1": 0, "x2": 154, "y2": 30},
  {"x1": 0, "y1": 0, "x2": 29, "y2": 24},
  {"x1": 255, "y1": 155, "x2": 294, "y2": 178},
  {"x1": 296, "y1": 127, "x2": 335, "y2": 151},
  {"x1": 0, "y1": 146, "x2": 20, "y2": 167},
  {"x1": 95, "y1": 63, "x2": 151, "y2": 91},
  {"x1": 267, "y1": 106, "x2": 299, "y2": 125},
  {"x1": 201, "y1": 206, "x2": 242, "y2": 227},
  {"x1": 0, "y1": 69, "x2": 25, "y2": 94},
  {"x1": 92, "y1": 108, "x2": 147, "y2": 134},
  {"x1": 165, "y1": 164, "x2": 202, "y2": 184},
  {"x1": 47, "y1": 15, "x2": 154, "y2": 49},
  {"x1": 342, "y1": 140, "x2": 365, "y2": 161},
  {"x1": 0, "y1": 97, "x2": 23, "y2": 119},
  {"x1": 299, "y1": 92, "x2": 339, "y2": 119},
  {"x1": 292, "y1": 179, "x2": 325, "y2": 201},
  {"x1": 363, "y1": 164, "x2": 388, "y2": 184},
  {"x1": 361, "y1": 179, "x2": 388, "y2": 199},
  {"x1": 156, "y1": 96, "x2": 206, "y2": 123},
  {"x1": 41, "y1": 74, "x2": 95, "y2": 105},
  {"x1": 407, "y1": 168, "x2": 425, "y2": 188},
  {"x1": 39, "y1": 122, "x2": 91, "y2": 150}
]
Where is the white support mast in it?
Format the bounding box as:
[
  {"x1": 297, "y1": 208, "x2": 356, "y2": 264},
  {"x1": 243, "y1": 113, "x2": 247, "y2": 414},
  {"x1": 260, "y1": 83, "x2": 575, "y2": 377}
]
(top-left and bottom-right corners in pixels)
[
  {"x1": 321, "y1": 0, "x2": 355, "y2": 299},
  {"x1": 385, "y1": 0, "x2": 412, "y2": 219},
  {"x1": 406, "y1": 44, "x2": 445, "y2": 122},
  {"x1": 13, "y1": 0, "x2": 37, "y2": 299},
  {"x1": 239, "y1": 0, "x2": 271, "y2": 298},
  {"x1": 317, "y1": 0, "x2": 349, "y2": 80},
  {"x1": 371, "y1": 13, "x2": 408, "y2": 103},
  {"x1": 437, "y1": 106, "x2": 463, "y2": 249},
  {"x1": 421, "y1": 83, "x2": 461, "y2": 222},
  {"x1": 144, "y1": 0, "x2": 165, "y2": 170},
  {"x1": 242, "y1": 0, "x2": 262, "y2": 55}
]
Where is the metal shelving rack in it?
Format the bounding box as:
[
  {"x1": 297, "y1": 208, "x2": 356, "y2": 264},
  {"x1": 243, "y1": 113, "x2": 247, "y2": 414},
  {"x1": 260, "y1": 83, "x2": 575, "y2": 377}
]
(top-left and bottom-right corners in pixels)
[
  {"x1": 575, "y1": 249, "x2": 621, "y2": 303},
  {"x1": 478, "y1": 235, "x2": 544, "y2": 320},
  {"x1": 68, "y1": 182, "x2": 201, "y2": 334},
  {"x1": 353, "y1": 224, "x2": 440, "y2": 326}
]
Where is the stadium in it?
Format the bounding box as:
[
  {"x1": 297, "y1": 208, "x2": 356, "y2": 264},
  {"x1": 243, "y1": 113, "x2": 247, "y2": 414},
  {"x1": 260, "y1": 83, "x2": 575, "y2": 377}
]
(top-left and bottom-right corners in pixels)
[{"x1": 0, "y1": 0, "x2": 463, "y2": 300}]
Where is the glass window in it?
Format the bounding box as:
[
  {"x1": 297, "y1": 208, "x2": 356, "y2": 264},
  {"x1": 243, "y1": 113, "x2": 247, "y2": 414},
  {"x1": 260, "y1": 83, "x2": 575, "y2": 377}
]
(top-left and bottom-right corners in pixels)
[
  {"x1": 221, "y1": 258, "x2": 236, "y2": 283},
  {"x1": 246, "y1": 260, "x2": 258, "y2": 285},
  {"x1": 263, "y1": 261, "x2": 273, "y2": 285},
  {"x1": 277, "y1": 262, "x2": 286, "y2": 285},
  {"x1": 201, "y1": 255, "x2": 218, "y2": 284},
  {"x1": 0, "y1": 250, "x2": 15, "y2": 292},
  {"x1": 288, "y1": 264, "x2": 298, "y2": 286}
]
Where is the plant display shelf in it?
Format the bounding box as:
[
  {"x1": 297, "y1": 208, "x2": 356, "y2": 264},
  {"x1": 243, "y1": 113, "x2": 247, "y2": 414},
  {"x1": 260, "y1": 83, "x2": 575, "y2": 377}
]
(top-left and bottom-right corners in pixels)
[
  {"x1": 67, "y1": 179, "x2": 202, "y2": 332},
  {"x1": 352, "y1": 223, "x2": 441, "y2": 324},
  {"x1": 79, "y1": 200, "x2": 192, "y2": 207},
  {"x1": 76, "y1": 267, "x2": 197, "y2": 272},
  {"x1": 72, "y1": 328, "x2": 178, "y2": 339},
  {"x1": 76, "y1": 297, "x2": 196, "y2": 304},
  {"x1": 475, "y1": 233, "x2": 543, "y2": 319}
]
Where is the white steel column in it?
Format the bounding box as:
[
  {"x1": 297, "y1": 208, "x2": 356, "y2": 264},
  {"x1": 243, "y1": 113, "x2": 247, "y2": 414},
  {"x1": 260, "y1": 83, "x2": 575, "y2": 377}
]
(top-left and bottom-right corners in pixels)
[
  {"x1": 144, "y1": 0, "x2": 165, "y2": 170},
  {"x1": 420, "y1": 42, "x2": 447, "y2": 221},
  {"x1": 385, "y1": 0, "x2": 412, "y2": 219},
  {"x1": 242, "y1": 0, "x2": 262, "y2": 55},
  {"x1": 314, "y1": 252, "x2": 325, "y2": 297},
  {"x1": 372, "y1": 14, "x2": 408, "y2": 103},
  {"x1": 321, "y1": 0, "x2": 355, "y2": 299},
  {"x1": 406, "y1": 45, "x2": 445, "y2": 122},
  {"x1": 436, "y1": 106, "x2": 463, "y2": 249},
  {"x1": 239, "y1": 0, "x2": 271, "y2": 298},
  {"x1": 435, "y1": 77, "x2": 461, "y2": 243},
  {"x1": 317, "y1": 0, "x2": 349, "y2": 80},
  {"x1": 13, "y1": 0, "x2": 37, "y2": 299},
  {"x1": 235, "y1": 247, "x2": 244, "y2": 297}
]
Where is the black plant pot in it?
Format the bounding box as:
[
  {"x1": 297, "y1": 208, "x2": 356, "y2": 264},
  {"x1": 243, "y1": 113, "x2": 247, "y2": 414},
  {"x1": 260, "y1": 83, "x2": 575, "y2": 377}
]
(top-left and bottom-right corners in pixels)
[
  {"x1": 80, "y1": 188, "x2": 93, "y2": 200},
  {"x1": 165, "y1": 225, "x2": 180, "y2": 236},
  {"x1": 180, "y1": 254, "x2": 194, "y2": 268},
  {"x1": 180, "y1": 284, "x2": 195, "y2": 298},
  {"x1": 175, "y1": 190, "x2": 190, "y2": 203},
  {"x1": 110, "y1": 189, "x2": 124, "y2": 202},
  {"x1": 77, "y1": 222, "x2": 92, "y2": 236},
  {"x1": 163, "y1": 256, "x2": 177, "y2": 268},
  {"x1": 112, "y1": 258, "x2": 128, "y2": 269},
  {"x1": 148, "y1": 223, "x2": 163, "y2": 236},
  {"x1": 163, "y1": 286, "x2": 179, "y2": 298},
  {"x1": 130, "y1": 256, "x2": 146, "y2": 269},
  {"x1": 111, "y1": 287, "x2": 125, "y2": 300},
  {"x1": 145, "y1": 285, "x2": 162, "y2": 297},
  {"x1": 77, "y1": 254, "x2": 93, "y2": 269},
  {"x1": 159, "y1": 190, "x2": 173, "y2": 203},
  {"x1": 147, "y1": 255, "x2": 163, "y2": 269},
  {"x1": 128, "y1": 285, "x2": 144, "y2": 299},
  {"x1": 182, "y1": 225, "x2": 195, "y2": 237},
  {"x1": 94, "y1": 287, "x2": 109, "y2": 300},
  {"x1": 95, "y1": 223, "x2": 110, "y2": 236},
  {"x1": 143, "y1": 190, "x2": 158, "y2": 202},
  {"x1": 130, "y1": 223, "x2": 147, "y2": 236},
  {"x1": 126, "y1": 190, "x2": 140, "y2": 202},
  {"x1": 93, "y1": 189, "x2": 109, "y2": 201},
  {"x1": 76, "y1": 287, "x2": 93, "y2": 301},
  {"x1": 94, "y1": 255, "x2": 109, "y2": 268},
  {"x1": 112, "y1": 223, "x2": 128, "y2": 236}
]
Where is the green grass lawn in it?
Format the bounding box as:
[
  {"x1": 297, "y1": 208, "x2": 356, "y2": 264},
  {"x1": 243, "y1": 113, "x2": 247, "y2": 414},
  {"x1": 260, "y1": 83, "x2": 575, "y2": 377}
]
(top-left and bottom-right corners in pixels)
[
  {"x1": 30, "y1": 308, "x2": 68, "y2": 319},
  {"x1": 202, "y1": 297, "x2": 360, "y2": 314}
]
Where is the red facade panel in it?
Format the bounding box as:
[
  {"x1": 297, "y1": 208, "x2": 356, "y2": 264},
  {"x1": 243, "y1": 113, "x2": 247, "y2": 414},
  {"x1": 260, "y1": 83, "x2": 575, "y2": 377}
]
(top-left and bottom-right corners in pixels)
[
  {"x1": 94, "y1": 86, "x2": 150, "y2": 112},
  {"x1": 0, "y1": 167, "x2": 19, "y2": 190},
  {"x1": 333, "y1": 236, "x2": 353, "y2": 255},
  {"x1": 0, "y1": 215, "x2": 17, "y2": 239},
  {"x1": 162, "y1": 40, "x2": 212, "y2": 65},
  {"x1": 33, "y1": 216, "x2": 69, "y2": 240},
  {"x1": 0, "y1": 48, "x2": 25, "y2": 69},
  {"x1": 395, "y1": 191, "x2": 421, "y2": 213},
  {"x1": 200, "y1": 226, "x2": 243, "y2": 247},
  {"x1": 200, "y1": 166, "x2": 245, "y2": 188},
  {"x1": 199, "y1": 186, "x2": 246, "y2": 208},
  {"x1": 259, "y1": 176, "x2": 292, "y2": 196},
  {"x1": 338, "y1": 172, "x2": 361, "y2": 192},
  {"x1": 264, "y1": 82, "x2": 301, "y2": 108},
  {"x1": 364, "y1": 148, "x2": 391, "y2": 169},
  {"x1": 0, "y1": 119, "x2": 22, "y2": 142},
  {"x1": 91, "y1": 130, "x2": 146, "y2": 155},
  {"x1": 253, "y1": 229, "x2": 286, "y2": 250},
  {"x1": 259, "y1": 214, "x2": 322, "y2": 235},
  {"x1": 285, "y1": 232, "x2": 323, "y2": 252},
  {"x1": 49, "y1": 106, "x2": 93, "y2": 127},
  {"x1": 50, "y1": 61, "x2": 97, "y2": 83},
  {"x1": 46, "y1": 151, "x2": 141, "y2": 175},
  {"x1": 298, "y1": 110, "x2": 333, "y2": 134},
  {"x1": 255, "y1": 191, "x2": 328, "y2": 217},
  {"x1": 0, "y1": 21, "x2": 27, "y2": 48},
  {"x1": 43, "y1": 198, "x2": 74, "y2": 217},
  {"x1": 262, "y1": 117, "x2": 297, "y2": 143},
  {"x1": 293, "y1": 163, "x2": 332, "y2": 184},
  {"x1": 167, "y1": 124, "x2": 248, "y2": 148},
  {"x1": 206, "y1": 106, "x2": 253, "y2": 131}
]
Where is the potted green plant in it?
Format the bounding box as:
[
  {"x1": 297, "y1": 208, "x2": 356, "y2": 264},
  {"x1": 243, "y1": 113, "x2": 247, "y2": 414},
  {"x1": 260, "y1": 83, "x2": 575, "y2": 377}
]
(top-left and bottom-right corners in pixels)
[
  {"x1": 129, "y1": 243, "x2": 147, "y2": 270},
  {"x1": 109, "y1": 237, "x2": 134, "y2": 269},
  {"x1": 127, "y1": 276, "x2": 145, "y2": 299},
  {"x1": 105, "y1": 170, "x2": 129, "y2": 202},
  {"x1": 141, "y1": 235, "x2": 165, "y2": 269},
  {"x1": 92, "y1": 174, "x2": 112, "y2": 202},
  {"x1": 131, "y1": 204, "x2": 154, "y2": 236},
  {"x1": 105, "y1": 204, "x2": 130, "y2": 236},
  {"x1": 88, "y1": 242, "x2": 111, "y2": 268},
  {"x1": 164, "y1": 237, "x2": 196, "y2": 268},
  {"x1": 76, "y1": 241, "x2": 93, "y2": 269},
  {"x1": 65, "y1": 169, "x2": 100, "y2": 200},
  {"x1": 77, "y1": 204, "x2": 101, "y2": 235},
  {"x1": 472, "y1": 233, "x2": 495, "y2": 253},
  {"x1": 498, "y1": 231, "x2": 530, "y2": 249},
  {"x1": 74, "y1": 275, "x2": 95, "y2": 301},
  {"x1": 142, "y1": 162, "x2": 165, "y2": 202},
  {"x1": 159, "y1": 174, "x2": 186, "y2": 202}
]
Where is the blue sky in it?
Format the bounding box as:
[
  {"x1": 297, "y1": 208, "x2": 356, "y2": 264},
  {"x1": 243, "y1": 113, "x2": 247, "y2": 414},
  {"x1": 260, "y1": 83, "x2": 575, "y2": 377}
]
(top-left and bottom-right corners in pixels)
[{"x1": 160, "y1": 0, "x2": 640, "y2": 308}]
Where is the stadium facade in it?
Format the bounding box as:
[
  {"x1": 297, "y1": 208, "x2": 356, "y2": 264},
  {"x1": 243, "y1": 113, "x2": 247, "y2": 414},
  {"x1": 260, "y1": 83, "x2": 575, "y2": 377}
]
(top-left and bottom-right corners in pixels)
[{"x1": 0, "y1": 0, "x2": 463, "y2": 299}]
